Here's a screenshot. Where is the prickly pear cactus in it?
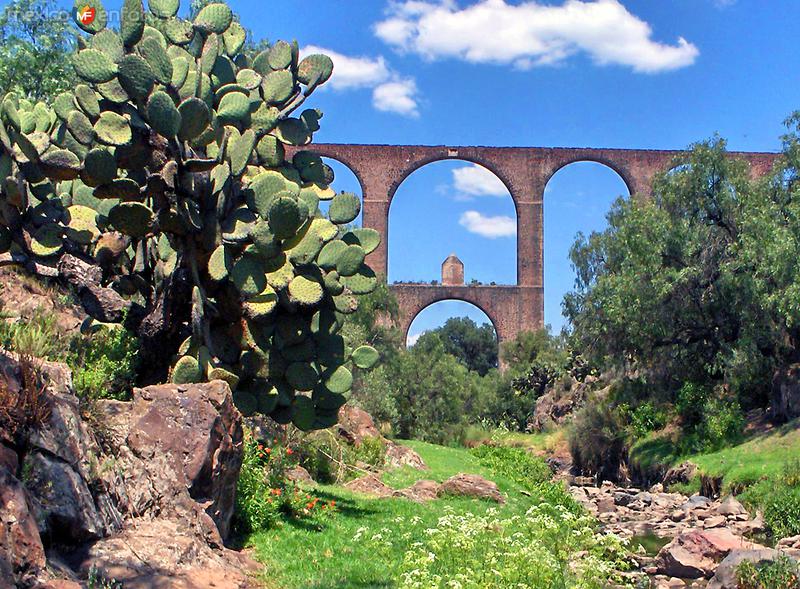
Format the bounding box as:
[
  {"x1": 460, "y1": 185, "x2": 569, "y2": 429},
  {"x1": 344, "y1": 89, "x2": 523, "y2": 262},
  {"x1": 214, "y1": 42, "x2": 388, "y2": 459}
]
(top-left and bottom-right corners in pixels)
[{"x1": 0, "y1": 0, "x2": 380, "y2": 430}]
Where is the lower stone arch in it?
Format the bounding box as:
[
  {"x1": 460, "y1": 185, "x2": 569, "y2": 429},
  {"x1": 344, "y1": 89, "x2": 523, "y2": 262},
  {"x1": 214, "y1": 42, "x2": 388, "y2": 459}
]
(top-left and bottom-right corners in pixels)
[
  {"x1": 402, "y1": 296, "x2": 501, "y2": 348},
  {"x1": 389, "y1": 284, "x2": 542, "y2": 357}
]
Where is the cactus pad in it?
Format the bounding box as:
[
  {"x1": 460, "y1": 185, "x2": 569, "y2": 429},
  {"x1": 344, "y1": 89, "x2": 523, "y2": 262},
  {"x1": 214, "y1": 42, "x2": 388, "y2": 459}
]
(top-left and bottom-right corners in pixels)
[
  {"x1": 328, "y1": 191, "x2": 361, "y2": 225},
  {"x1": 193, "y1": 3, "x2": 233, "y2": 34},
  {"x1": 72, "y1": 49, "x2": 118, "y2": 83},
  {"x1": 147, "y1": 91, "x2": 181, "y2": 138}
]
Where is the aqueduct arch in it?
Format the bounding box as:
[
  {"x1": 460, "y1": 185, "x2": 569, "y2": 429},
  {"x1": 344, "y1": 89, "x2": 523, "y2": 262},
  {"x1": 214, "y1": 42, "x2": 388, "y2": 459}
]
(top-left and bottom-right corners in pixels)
[{"x1": 292, "y1": 144, "x2": 779, "y2": 347}]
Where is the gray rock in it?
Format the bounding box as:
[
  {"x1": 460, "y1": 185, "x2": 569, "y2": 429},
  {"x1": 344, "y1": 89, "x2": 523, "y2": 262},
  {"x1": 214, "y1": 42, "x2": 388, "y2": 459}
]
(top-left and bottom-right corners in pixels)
[
  {"x1": 439, "y1": 473, "x2": 505, "y2": 503},
  {"x1": 707, "y1": 548, "x2": 788, "y2": 589},
  {"x1": 717, "y1": 496, "x2": 747, "y2": 517}
]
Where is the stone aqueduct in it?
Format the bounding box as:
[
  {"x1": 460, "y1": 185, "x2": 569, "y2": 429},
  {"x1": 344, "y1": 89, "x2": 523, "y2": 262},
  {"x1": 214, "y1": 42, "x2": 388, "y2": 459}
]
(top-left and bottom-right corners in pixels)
[{"x1": 298, "y1": 144, "x2": 779, "y2": 346}]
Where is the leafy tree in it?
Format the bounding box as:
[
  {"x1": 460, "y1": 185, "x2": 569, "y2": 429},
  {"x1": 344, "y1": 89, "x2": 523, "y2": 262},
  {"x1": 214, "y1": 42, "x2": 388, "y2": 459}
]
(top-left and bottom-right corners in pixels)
[
  {"x1": 564, "y1": 138, "x2": 776, "y2": 403},
  {"x1": 0, "y1": 0, "x2": 75, "y2": 100},
  {"x1": 416, "y1": 316, "x2": 498, "y2": 375}
]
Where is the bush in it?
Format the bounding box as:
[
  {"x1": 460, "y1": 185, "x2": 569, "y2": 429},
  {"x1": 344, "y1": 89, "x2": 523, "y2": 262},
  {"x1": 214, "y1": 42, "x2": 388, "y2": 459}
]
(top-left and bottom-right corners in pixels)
[
  {"x1": 621, "y1": 402, "x2": 668, "y2": 439},
  {"x1": 233, "y1": 435, "x2": 281, "y2": 534},
  {"x1": 298, "y1": 432, "x2": 385, "y2": 484},
  {"x1": 68, "y1": 327, "x2": 138, "y2": 401},
  {"x1": 736, "y1": 556, "x2": 800, "y2": 589},
  {"x1": 568, "y1": 400, "x2": 628, "y2": 481},
  {"x1": 233, "y1": 432, "x2": 337, "y2": 535},
  {"x1": 697, "y1": 397, "x2": 744, "y2": 452},
  {"x1": 676, "y1": 381, "x2": 711, "y2": 428},
  {"x1": 470, "y1": 445, "x2": 552, "y2": 491},
  {"x1": 763, "y1": 486, "x2": 800, "y2": 540}
]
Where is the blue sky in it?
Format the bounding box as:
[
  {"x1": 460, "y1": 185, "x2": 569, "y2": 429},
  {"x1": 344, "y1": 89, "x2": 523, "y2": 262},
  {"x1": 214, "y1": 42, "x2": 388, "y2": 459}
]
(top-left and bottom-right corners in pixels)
[{"x1": 37, "y1": 0, "x2": 800, "y2": 342}]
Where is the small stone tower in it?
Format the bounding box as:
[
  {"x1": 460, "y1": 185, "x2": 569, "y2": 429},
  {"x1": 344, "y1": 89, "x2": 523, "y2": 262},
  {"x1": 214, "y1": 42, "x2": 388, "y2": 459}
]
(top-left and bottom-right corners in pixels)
[{"x1": 441, "y1": 253, "x2": 464, "y2": 286}]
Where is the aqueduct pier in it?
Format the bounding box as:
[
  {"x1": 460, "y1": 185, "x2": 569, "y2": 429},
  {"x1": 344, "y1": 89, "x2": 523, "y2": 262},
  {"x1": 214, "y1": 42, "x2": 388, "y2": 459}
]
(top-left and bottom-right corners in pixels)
[{"x1": 297, "y1": 144, "x2": 779, "y2": 345}]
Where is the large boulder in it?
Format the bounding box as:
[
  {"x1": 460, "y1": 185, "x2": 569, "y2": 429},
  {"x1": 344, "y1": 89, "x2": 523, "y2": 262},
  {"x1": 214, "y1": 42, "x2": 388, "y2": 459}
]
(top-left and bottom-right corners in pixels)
[
  {"x1": 771, "y1": 364, "x2": 800, "y2": 422},
  {"x1": 336, "y1": 404, "x2": 427, "y2": 471},
  {"x1": 655, "y1": 528, "x2": 761, "y2": 579},
  {"x1": 438, "y1": 473, "x2": 505, "y2": 503},
  {"x1": 707, "y1": 548, "x2": 790, "y2": 589}
]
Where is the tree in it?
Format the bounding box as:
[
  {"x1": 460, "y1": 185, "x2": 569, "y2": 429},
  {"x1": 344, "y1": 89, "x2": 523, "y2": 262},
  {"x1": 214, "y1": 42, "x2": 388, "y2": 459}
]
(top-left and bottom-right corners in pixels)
[
  {"x1": 417, "y1": 316, "x2": 498, "y2": 375},
  {"x1": 0, "y1": 0, "x2": 380, "y2": 430},
  {"x1": 0, "y1": 0, "x2": 75, "y2": 100},
  {"x1": 564, "y1": 137, "x2": 786, "y2": 406}
]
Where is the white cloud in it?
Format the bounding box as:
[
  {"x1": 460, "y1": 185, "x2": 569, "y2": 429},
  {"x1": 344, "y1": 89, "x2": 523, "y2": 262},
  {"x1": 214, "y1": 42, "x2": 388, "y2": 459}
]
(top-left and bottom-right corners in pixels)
[
  {"x1": 300, "y1": 45, "x2": 420, "y2": 117},
  {"x1": 301, "y1": 45, "x2": 391, "y2": 90},
  {"x1": 452, "y1": 165, "x2": 508, "y2": 197},
  {"x1": 459, "y1": 211, "x2": 516, "y2": 238},
  {"x1": 372, "y1": 78, "x2": 420, "y2": 117},
  {"x1": 407, "y1": 331, "x2": 426, "y2": 346},
  {"x1": 375, "y1": 0, "x2": 699, "y2": 74}
]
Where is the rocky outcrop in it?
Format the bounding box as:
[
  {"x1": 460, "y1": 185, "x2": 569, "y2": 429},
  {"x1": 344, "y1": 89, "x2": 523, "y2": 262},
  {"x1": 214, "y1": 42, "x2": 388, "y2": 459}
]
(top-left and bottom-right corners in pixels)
[
  {"x1": 772, "y1": 364, "x2": 800, "y2": 422},
  {"x1": 98, "y1": 381, "x2": 243, "y2": 540},
  {"x1": 0, "y1": 468, "x2": 45, "y2": 587},
  {"x1": 393, "y1": 480, "x2": 441, "y2": 502},
  {"x1": 438, "y1": 473, "x2": 505, "y2": 503},
  {"x1": 0, "y1": 351, "x2": 252, "y2": 588},
  {"x1": 655, "y1": 528, "x2": 760, "y2": 579}
]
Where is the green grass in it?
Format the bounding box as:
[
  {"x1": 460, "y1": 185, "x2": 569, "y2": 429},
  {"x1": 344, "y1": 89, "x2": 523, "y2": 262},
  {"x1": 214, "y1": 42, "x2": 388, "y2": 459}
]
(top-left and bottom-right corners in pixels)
[
  {"x1": 630, "y1": 419, "x2": 800, "y2": 493},
  {"x1": 247, "y1": 440, "x2": 554, "y2": 589}
]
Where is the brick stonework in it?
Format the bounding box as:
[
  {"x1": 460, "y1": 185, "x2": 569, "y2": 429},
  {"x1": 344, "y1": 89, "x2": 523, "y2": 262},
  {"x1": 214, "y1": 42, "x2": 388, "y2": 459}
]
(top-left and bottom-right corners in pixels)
[{"x1": 289, "y1": 144, "x2": 779, "y2": 347}]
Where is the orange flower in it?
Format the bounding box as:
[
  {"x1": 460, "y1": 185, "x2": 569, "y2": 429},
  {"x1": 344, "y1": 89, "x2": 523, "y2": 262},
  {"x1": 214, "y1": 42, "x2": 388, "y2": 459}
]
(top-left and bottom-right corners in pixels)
[
  {"x1": 265, "y1": 448, "x2": 271, "y2": 453},
  {"x1": 286, "y1": 448, "x2": 294, "y2": 455}
]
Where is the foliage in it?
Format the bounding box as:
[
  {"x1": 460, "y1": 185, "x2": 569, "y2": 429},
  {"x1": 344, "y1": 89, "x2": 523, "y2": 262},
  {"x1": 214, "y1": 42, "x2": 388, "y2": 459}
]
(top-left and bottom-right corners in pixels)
[
  {"x1": 568, "y1": 398, "x2": 628, "y2": 481},
  {"x1": 416, "y1": 316, "x2": 498, "y2": 376},
  {"x1": 0, "y1": 0, "x2": 75, "y2": 100},
  {"x1": 763, "y1": 486, "x2": 800, "y2": 540},
  {"x1": 298, "y1": 430, "x2": 385, "y2": 484},
  {"x1": 469, "y1": 444, "x2": 552, "y2": 491},
  {"x1": 563, "y1": 137, "x2": 794, "y2": 409},
  {"x1": 233, "y1": 431, "x2": 336, "y2": 535},
  {"x1": 68, "y1": 326, "x2": 138, "y2": 400},
  {"x1": 736, "y1": 556, "x2": 800, "y2": 589},
  {"x1": 0, "y1": 0, "x2": 380, "y2": 430},
  {"x1": 0, "y1": 307, "x2": 69, "y2": 359},
  {"x1": 619, "y1": 402, "x2": 668, "y2": 439}
]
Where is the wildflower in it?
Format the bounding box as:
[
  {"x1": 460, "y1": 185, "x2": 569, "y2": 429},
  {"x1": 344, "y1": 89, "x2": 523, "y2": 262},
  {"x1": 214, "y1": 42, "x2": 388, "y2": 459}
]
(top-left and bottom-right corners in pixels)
[
  {"x1": 286, "y1": 448, "x2": 294, "y2": 455},
  {"x1": 265, "y1": 448, "x2": 271, "y2": 454}
]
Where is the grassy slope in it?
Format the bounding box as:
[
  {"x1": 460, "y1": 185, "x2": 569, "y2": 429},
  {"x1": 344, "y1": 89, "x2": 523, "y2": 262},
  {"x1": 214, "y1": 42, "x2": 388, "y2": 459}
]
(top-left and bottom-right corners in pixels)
[
  {"x1": 249, "y1": 441, "x2": 543, "y2": 589},
  {"x1": 630, "y1": 419, "x2": 800, "y2": 494}
]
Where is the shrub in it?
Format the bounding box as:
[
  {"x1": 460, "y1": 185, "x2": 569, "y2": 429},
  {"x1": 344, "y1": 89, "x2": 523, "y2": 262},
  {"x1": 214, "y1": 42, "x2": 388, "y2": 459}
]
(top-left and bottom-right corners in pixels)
[
  {"x1": 233, "y1": 435, "x2": 281, "y2": 534},
  {"x1": 568, "y1": 400, "x2": 628, "y2": 481},
  {"x1": 736, "y1": 556, "x2": 800, "y2": 589},
  {"x1": 621, "y1": 402, "x2": 668, "y2": 439},
  {"x1": 763, "y1": 486, "x2": 800, "y2": 540},
  {"x1": 676, "y1": 381, "x2": 711, "y2": 428},
  {"x1": 298, "y1": 431, "x2": 385, "y2": 484},
  {"x1": 697, "y1": 397, "x2": 744, "y2": 452},
  {"x1": 470, "y1": 445, "x2": 552, "y2": 491},
  {"x1": 68, "y1": 327, "x2": 138, "y2": 401}
]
